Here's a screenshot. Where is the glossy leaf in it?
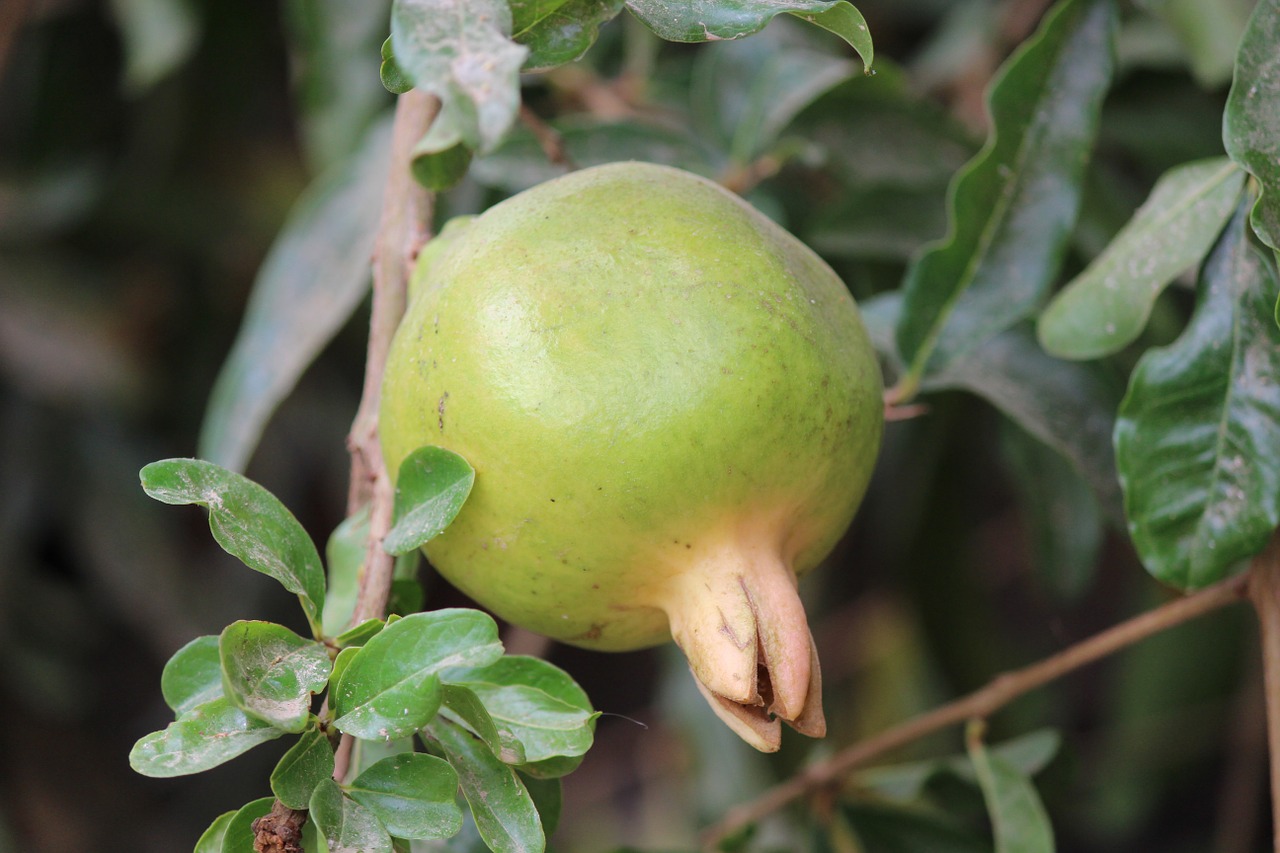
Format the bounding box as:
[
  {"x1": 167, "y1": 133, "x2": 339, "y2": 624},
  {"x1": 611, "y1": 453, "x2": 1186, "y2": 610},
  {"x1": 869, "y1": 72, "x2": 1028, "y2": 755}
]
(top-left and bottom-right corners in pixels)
[
  {"x1": 310, "y1": 778, "x2": 394, "y2": 853},
  {"x1": 192, "y1": 810, "x2": 235, "y2": 853},
  {"x1": 129, "y1": 698, "x2": 284, "y2": 777},
  {"x1": 519, "y1": 773, "x2": 563, "y2": 837},
  {"x1": 198, "y1": 116, "x2": 392, "y2": 473},
  {"x1": 347, "y1": 753, "x2": 464, "y2": 839},
  {"x1": 383, "y1": 446, "x2": 476, "y2": 555},
  {"x1": 517, "y1": 0, "x2": 627, "y2": 71},
  {"x1": 391, "y1": 0, "x2": 527, "y2": 187},
  {"x1": 1115, "y1": 205, "x2": 1280, "y2": 589},
  {"x1": 925, "y1": 325, "x2": 1124, "y2": 524},
  {"x1": 626, "y1": 0, "x2": 873, "y2": 70},
  {"x1": 896, "y1": 0, "x2": 1115, "y2": 381},
  {"x1": 160, "y1": 634, "x2": 222, "y2": 716},
  {"x1": 426, "y1": 718, "x2": 545, "y2": 853},
  {"x1": 331, "y1": 645, "x2": 360, "y2": 692},
  {"x1": 442, "y1": 683, "x2": 526, "y2": 764},
  {"x1": 220, "y1": 798, "x2": 275, "y2": 853},
  {"x1": 219, "y1": 620, "x2": 330, "y2": 732},
  {"x1": 336, "y1": 618, "x2": 386, "y2": 648},
  {"x1": 450, "y1": 657, "x2": 595, "y2": 763},
  {"x1": 271, "y1": 728, "x2": 336, "y2": 809},
  {"x1": 139, "y1": 458, "x2": 325, "y2": 634},
  {"x1": 1223, "y1": 0, "x2": 1280, "y2": 258},
  {"x1": 108, "y1": 0, "x2": 199, "y2": 93},
  {"x1": 968, "y1": 727, "x2": 1056, "y2": 853},
  {"x1": 333, "y1": 609, "x2": 504, "y2": 739},
  {"x1": 1038, "y1": 158, "x2": 1243, "y2": 359}
]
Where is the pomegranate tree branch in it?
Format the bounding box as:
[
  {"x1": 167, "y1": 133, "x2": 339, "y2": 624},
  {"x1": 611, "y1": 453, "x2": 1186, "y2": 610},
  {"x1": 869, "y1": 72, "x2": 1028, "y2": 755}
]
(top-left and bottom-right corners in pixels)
[
  {"x1": 346, "y1": 90, "x2": 440, "y2": 629},
  {"x1": 1248, "y1": 534, "x2": 1280, "y2": 852},
  {"x1": 701, "y1": 571, "x2": 1252, "y2": 850}
]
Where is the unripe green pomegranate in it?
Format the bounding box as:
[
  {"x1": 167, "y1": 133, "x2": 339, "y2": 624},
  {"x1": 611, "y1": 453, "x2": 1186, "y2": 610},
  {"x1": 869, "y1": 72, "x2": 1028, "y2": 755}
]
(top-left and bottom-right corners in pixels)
[{"x1": 380, "y1": 162, "x2": 882, "y2": 751}]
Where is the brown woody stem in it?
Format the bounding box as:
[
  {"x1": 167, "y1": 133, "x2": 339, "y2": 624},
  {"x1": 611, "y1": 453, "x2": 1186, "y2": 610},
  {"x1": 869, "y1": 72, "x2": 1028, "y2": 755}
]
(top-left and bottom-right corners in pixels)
[
  {"x1": 1248, "y1": 535, "x2": 1280, "y2": 852},
  {"x1": 701, "y1": 571, "x2": 1252, "y2": 850}
]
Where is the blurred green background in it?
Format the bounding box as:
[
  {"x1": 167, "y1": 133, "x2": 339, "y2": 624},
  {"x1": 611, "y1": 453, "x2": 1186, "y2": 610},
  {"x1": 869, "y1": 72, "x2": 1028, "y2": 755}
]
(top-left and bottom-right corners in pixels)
[{"x1": 0, "y1": 0, "x2": 1268, "y2": 850}]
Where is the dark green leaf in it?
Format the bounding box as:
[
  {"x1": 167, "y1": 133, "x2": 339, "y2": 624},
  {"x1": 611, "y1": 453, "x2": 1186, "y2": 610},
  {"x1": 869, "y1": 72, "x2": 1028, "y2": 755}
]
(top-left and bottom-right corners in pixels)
[
  {"x1": 334, "y1": 609, "x2": 504, "y2": 739},
  {"x1": 109, "y1": 0, "x2": 199, "y2": 93},
  {"x1": 1001, "y1": 422, "x2": 1102, "y2": 601},
  {"x1": 519, "y1": 773, "x2": 563, "y2": 837},
  {"x1": 380, "y1": 36, "x2": 414, "y2": 95},
  {"x1": 140, "y1": 458, "x2": 326, "y2": 634},
  {"x1": 310, "y1": 778, "x2": 394, "y2": 853},
  {"x1": 388, "y1": 576, "x2": 425, "y2": 616},
  {"x1": 449, "y1": 657, "x2": 595, "y2": 763},
  {"x1": 1115, "y1": 204, "x2": 1280, "y2": 589},
  {"x1": 967, "y1": 726, "x2": 1056, "y2": 852},
  {"x1": 391, "y1": 0, "x2": 526, "y2": 185},
  {"x1": 220, "y1": 798, "x2": 275, "y2": 853},
  {"x1": 197, "y1": 116, "x2": 391, "y2": 473},
  {"x1": 425, "y1": 718, "x2": 545, "y2": 853},
  {"x1": 347, "y1": 753, "x2": 464, "y2": 840},
  {"x1": 517, "y1": 0, "x2": 626, "y2": 71},
  {"x1": 129, "y1": 698, "x2": 284, "y2": 777},
  {"x1": 1038, "y1": 158, "x2": 1244, "y2": 360},
  {"x1": 411, "y1": 123, "x2": 476, "y2": 191},
  {"x1": 283, "y1": 0, "x2": 391, "y2": 170},
  {"x1": 925, "y1": 325, "x2": 1124, "y2": 524},
  {"x1": 192, "y1": 810, "x2": 235, "y2": 853},
  {"x1": 160, "y1": 634, "x2": 222, "y2": 716},
  {"x1": 383, "y1": 446, "x2": 476, "y2": 555},
  {"x1": 895, "y1": 0, "x2": 1116, "y2": 382},
  {"x1": 626, "y1": 0, "x2": 873, "y2": 69},
  {"x1": 1224, "y1": 0, "x2": 1280, "y2": 257},
  {"x1": 219, "y1": 620, "x2": 331, "y2": 732},
  {"x1": 271, "y1": 728, "x2": 336, "y2": 809},
  {"x1": 510, "y1": 0, "x2": 573, "y2": 32},
  {"x1": 442, "y1": 683, "x2": 526, "y2": 764}
]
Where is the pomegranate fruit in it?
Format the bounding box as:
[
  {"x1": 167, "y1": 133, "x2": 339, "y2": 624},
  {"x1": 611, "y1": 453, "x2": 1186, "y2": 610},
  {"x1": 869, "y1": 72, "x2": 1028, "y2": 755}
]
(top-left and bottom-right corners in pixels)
[{"x1": 379, "y1": 162, "x2": 883, "y2": 750}]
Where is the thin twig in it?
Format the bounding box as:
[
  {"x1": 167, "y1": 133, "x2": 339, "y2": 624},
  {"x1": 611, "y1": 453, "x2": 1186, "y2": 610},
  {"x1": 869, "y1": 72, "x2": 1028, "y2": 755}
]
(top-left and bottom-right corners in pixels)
[
  {"x1": 519, "y1": 105, "x2": 576, "y2": 170},
  {"x1": 1248, "y1": 535, "x2": 1280, "y2": 852},
  {"x1": 701, "y1": 571, "x2": 1252, "y2": 850},
  {"x1": 346, "y1": 90, "x2": 440, "y2": 629}
]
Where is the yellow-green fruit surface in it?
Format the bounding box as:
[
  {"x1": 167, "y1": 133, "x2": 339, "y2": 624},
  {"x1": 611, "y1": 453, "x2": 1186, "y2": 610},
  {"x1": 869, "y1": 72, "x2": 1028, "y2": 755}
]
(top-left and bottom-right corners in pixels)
[{"x1": 380, "y1": 162, "x2": 882, "y2": 654}]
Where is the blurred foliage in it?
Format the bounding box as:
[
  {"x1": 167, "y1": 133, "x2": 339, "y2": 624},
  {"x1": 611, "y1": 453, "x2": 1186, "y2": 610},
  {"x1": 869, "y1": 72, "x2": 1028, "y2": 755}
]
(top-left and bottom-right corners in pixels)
[{"x1": 0, "y1": 0, "x2": 1274, "y2": 851}]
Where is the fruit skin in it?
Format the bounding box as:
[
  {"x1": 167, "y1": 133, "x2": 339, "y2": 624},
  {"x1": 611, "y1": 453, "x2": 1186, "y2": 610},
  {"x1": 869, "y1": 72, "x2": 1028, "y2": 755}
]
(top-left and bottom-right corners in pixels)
[{"x1": 380, "y1": 162, "x2": 882, "y2": 749}]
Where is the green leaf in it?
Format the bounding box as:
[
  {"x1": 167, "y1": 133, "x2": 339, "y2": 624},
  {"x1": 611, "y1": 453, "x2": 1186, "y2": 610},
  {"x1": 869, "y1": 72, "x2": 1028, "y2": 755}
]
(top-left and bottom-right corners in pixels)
[
  {"x1": 1224, "y1": 0, "x2": 1280, "y2": 258},
  {"x1": 220, "y1": 798, "x2": 276, "y2": 853},
  {"x1": 129, "y1": 698, "x2": 284, "y2": 777},
  {"x1": 197, "y1": 116, "x2": 392, "y2": 473},
  {"x1": 1115, "y1": 204, "x2": 1280, "y2": 589},
  {"x1": 842, "y1": 803, "x2": 988, "y2": 853},
  {"x1": 1001, "y1": 422, "x2": 1102, "y2": 601},
  {"x1": 518, "y1": 773, "x2": 563, "y2": 837},
  {"x1": 516, "y1": 0, "x2": 627, "y2": 71},
  {"x1": 139, "y1": 458, "x2": 326, "y2": 634},
  {"x1": 442, "y1": 683, "x2": 526, "y2": 764},
  {"x1": 333, "y1": 609, "x2": 504, "y2": 739},
  {"x1": 192, "y1": 810, "x2": 235, "y2": 853},
  {"x1": 925, "y1": 325, "x2": 1124, "y2": 524},
  {"x1": 510, "y1": 0, "x2": 573, "y2": 31},
  {"x1": 380, "y1": 36, "x2": 414, "y2": 94},
  {"x1": 336, "y1": 618, "x2": 386, "y2": 648},
  {"x1": 390, "y1": 0, "x2": 527, "y2": 187},
  {"x1": 425, "y1": 718, "x2": 545, "y2": 853},
  {"x1": 347, "y1": 753, "x2": 464, "y2": 840},
  {"x1": 967, "y1": 725, "x2": 1056, "y2": 853},
  {"x1": 690, "y1": 20, "x2": 861, "y2": 165},
  {"x1": 1038, "y1": 158, "x2": 1244, "y2": 360},
  {"x1": 219, "y1": 620, "x2": 331, "y2": 732},
  {"x1": 449, "y1": 657, "x2": 595, "y2": 764},
  {"x1": 160, "y1": 635, "x2": 222, "y2": 716},
  {"x1": 384, "y1": 446, "x2": 476, "y2": 555},
  {"x1": 324, "y1": 506, "x2": 370, "y2": 637},
  {"x1": 859, "y1": 729, "x2": 1061, "y2": 803},
  {"x1": 411, "y1": 124, "x2": 476, "y2": 191},
  {"x1": 310, "y1": 778, "x2": 394, "y2": 853},
  {"x1": 283, "y1": 0, "x2": 392, "y2": 171},
  {"x1": 895, "y1": 0, "x2": 1116, "y2": 383},
  {"x1": 271, "y1": 728, "x2": 336, "y2": 809},
  {"x1": 331, "y1": 645, "x2": 361, "y2": 693},
  {"x1": 108, "y1": 0, "x2": 198, "y2": 93},
  {"x1": 626, "y1": 0, "x2": 874, "y2": 70}
]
